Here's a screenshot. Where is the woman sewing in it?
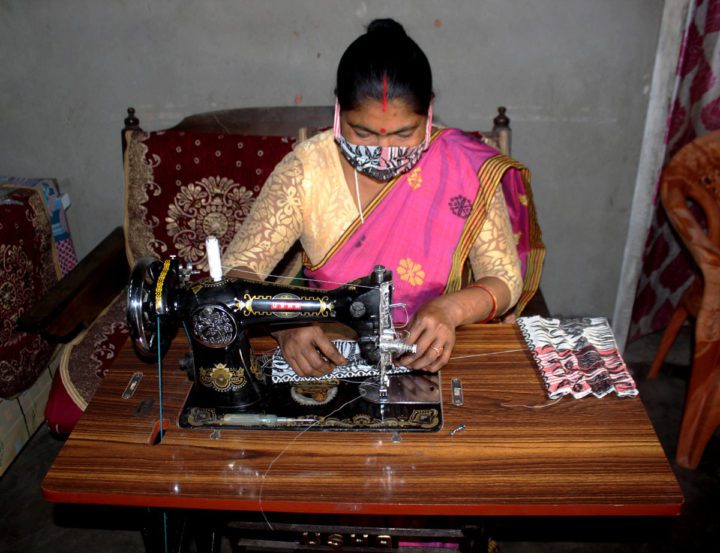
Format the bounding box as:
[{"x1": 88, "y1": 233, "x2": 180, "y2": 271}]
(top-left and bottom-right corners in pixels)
[{"x1": 224, "y1": 18, "x2": 544, "y2": 377}]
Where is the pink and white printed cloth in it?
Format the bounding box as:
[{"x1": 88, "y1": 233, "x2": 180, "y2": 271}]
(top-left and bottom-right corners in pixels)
[{"x1": 518, "y1": 316, "x2": 638, "y2": 399}]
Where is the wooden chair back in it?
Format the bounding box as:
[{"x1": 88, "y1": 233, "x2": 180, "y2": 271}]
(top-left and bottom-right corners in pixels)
[{"x1": 659, "y1": 129, "x2": 720, "y2": 468}]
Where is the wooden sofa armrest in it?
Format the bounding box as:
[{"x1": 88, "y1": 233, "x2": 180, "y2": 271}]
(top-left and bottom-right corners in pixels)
[{"x1": 17, "y1": 227, "x2": 129, "y2": 341}]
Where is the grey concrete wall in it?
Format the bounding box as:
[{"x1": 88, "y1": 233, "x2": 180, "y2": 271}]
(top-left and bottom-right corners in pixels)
[{"x1": 0, "y1": 0, "x2": 662, "y2": 318}]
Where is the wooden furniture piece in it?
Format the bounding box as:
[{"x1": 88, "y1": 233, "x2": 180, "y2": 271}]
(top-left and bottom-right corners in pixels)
[
  {"x1": 648, "y1": 130, "x2": 720, "y2": 469},
  {"x1": 0, "y1": 180, "x2": 77, "y2": 475},
  {"x1": 42, "y1": 324, "x2": 681, "y2": 550}
]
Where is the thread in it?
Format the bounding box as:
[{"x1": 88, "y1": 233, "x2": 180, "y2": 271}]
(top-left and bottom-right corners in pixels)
[
  {"x1": 156, "y1": 319, "x2": 169, "y2": 553},
  {"x1": 258, "y1": 394, "x2": 363, "y2": 530},
  {"x1": 354, "y1": 169, "x2": 364, "y2": 224},
  {"x1": 219, "y1": 263, "x2": 378, "y2": 290}
]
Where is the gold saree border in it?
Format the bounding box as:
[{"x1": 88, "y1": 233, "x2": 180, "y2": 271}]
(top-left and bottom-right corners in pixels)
[
  {"x1": 515, "y1": 165, "x2": 546, "y2": 316},
  {"x1": 443, "y1": 154, "x2": 510, "y2": 295},
  {"x1": 444, "y1": 154, "x2": 545, "y2": 317}
]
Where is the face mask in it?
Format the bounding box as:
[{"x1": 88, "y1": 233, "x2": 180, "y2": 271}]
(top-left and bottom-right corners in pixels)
[{"x1": 333, "y1": 99, "x2": 433, "y2": 182}]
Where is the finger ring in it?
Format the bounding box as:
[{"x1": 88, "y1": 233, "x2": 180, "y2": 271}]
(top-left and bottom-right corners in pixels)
[{"x1": 431, "y1": 346, "x2": 443, "y2": 356}]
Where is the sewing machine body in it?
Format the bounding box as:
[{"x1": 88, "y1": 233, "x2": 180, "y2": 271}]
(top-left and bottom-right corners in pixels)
[{"x1": 126, "y1": 256, "x2": 442, "y2": 431}]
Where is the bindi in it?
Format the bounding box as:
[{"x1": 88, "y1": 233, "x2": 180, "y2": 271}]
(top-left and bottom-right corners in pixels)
[{"x1": 379, "y1": 127, "x2": 387, "y2": 134}]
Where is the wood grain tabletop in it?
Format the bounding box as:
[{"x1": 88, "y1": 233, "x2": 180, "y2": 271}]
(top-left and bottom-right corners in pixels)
[{"x1": 42, "y1": 324, "x2": 683, "y2": 517}]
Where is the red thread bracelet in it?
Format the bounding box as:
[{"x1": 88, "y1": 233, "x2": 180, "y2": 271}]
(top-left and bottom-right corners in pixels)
[{"x1": 467, "y1": 283, "x2": 497, "y2": 323}]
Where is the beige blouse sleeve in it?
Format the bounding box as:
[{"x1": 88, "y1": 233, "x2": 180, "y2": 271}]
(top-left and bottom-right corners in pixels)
[
  {"x1": 468, "y1": 185, "x2": 523, "y2": 308},
  {"x1": 222, "y1": 152, "x2": 304, "y2": 277}
]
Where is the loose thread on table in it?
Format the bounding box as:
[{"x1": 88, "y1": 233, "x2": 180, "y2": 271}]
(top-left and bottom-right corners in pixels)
[
  {"x1": 449, "y1": 348, "x2": 527, "y2": 360},
  {"x1": 500, "y1": 398, "x2": 563, "y2": 409},
  {"x1": 258, "y1": 393, "x2": 364, "y2": 531}
]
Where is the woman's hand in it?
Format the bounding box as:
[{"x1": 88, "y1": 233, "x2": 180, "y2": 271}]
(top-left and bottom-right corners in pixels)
[
  {"x1": 273, "y1": 324, "x2": 347, "y2": 377},
  {"x1": 397, "y1": 296, "x2": 458, "y2": 373},
  {"x1": 397, "y1": 277, "x2": 511, "y2": 371}
]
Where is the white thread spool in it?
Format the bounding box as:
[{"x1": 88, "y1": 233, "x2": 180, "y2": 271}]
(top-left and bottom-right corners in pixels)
[{"x1": 206, "y1": 236, "x2": 223, "y2": 282}]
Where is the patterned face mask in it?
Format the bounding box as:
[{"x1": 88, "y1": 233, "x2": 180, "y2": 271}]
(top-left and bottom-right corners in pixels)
[{"x1": 333, "y1": 99, "x2": 433, "y2": 182}]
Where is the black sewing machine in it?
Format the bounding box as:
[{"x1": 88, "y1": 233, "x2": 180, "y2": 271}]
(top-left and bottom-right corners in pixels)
[{"x1": 125, "y1": 239, "x2": 442, "y2": 432}]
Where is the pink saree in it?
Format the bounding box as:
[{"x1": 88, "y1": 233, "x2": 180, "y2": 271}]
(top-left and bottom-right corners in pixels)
[{"x1": 304, "y1": 128, "x2": 544, "y2": 318}]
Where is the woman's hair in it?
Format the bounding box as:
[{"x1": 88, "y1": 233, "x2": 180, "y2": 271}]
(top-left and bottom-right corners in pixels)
[{"x1": 335, "y1": 18, "x2": 433, "y2": 114}]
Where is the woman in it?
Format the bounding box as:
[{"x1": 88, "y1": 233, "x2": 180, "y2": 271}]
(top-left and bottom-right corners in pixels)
[{"x1": 224, "y1": 19, "x2": 544, "y2": 377}]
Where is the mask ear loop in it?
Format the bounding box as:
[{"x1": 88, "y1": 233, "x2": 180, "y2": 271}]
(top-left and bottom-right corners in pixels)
[
  {"x1": 336, "y1": 97, "x2": 364, "y2": 224},
  {"x1": 333, "y1": 98, "x2": 342, "y2": 140},
  {"x1": 423, "y1": 103, "x2": 434, "y2": 150}
]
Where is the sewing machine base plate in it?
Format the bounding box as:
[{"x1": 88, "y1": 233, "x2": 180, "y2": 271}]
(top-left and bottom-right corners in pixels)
[{"x1": 178, "y1": 374, "x2": 442, "y2": 432}]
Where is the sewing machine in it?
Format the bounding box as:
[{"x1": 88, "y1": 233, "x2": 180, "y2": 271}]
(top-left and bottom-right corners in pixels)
[{"x1": 125, "y1": 238, "x2": 442, "y2": 432}]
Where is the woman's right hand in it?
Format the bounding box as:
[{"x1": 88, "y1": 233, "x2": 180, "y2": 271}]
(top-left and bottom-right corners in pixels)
[{"x1": 273, "y1": 324, "x2": 347, "y2": 377}]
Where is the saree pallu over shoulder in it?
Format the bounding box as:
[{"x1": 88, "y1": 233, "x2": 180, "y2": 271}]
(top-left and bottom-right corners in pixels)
[
  {"x1": 498, "y1": 155, "x2": 545, "y2": 315},
  {"x1": 304, "y1": 128, "x2": 544, "y2": 318},
  {"x1": 449, "y1": 152, "x2": 545, "y2": 316}
]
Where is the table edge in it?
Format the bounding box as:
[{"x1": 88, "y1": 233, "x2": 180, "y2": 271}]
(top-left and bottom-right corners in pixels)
[{"x1": 42, "y1": 487, "x2": 683, "y2": 517}]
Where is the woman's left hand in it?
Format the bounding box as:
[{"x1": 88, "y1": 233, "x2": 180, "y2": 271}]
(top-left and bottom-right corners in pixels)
[{"x1": 396, "y1": 296, "x2": 458, "y2": 372}]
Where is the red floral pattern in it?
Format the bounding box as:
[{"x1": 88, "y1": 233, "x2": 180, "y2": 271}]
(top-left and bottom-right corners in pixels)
[
  {"x1": 0, "y1": 187, "x2": 61, "y2": 398},
  {"x1": 125, "y1": 130, "x2": 296, "y2": 274}
]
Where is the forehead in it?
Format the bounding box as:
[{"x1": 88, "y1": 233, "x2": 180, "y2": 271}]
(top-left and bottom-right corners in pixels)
[{"x1": 344, "y1": 97, "x2": 420, "y2": 121}]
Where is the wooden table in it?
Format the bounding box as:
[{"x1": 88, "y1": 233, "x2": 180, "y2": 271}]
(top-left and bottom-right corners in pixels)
[{"x1": 43, "y1": 324, "x2": 683, "y2": 548}]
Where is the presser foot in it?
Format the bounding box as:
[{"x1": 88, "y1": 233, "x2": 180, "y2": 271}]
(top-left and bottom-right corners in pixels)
[{"x1": 358, "y1": 380, "x2": 388, "y2": 404}]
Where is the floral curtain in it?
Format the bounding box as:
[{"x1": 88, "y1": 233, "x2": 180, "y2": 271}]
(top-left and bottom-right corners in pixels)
[{"x1": 630, "y1": 0, "x2": 720, "y2": 341}]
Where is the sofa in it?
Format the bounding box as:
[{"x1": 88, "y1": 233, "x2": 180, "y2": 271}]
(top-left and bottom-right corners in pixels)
[{"x1": 0, "y1": 177, "x2": 76, "y2": 475}]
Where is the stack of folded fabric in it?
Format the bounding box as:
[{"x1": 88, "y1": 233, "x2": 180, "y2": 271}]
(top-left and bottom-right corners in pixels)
[{"x1": 517, "y1": 316, "x2": 638, "y2": 399}]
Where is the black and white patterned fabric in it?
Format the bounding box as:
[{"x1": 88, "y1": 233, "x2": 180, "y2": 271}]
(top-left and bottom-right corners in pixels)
[
  {"x1": 268, "y1": 339, "x2": 411, "y2": 384},
  {"x1": 517, "y1": 316, "x2": 639, "y2": 399}
]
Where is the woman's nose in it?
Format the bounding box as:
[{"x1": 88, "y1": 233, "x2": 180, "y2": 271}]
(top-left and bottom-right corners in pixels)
[{"x1": 377, "y1": 136, "x2": 395, "y2": 148}]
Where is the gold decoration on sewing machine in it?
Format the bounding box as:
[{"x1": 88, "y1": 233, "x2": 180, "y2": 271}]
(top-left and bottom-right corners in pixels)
[
  {"x1": 319, "y1": 297, "x2": 333, "y2": 316},
  {"x1": 248, "y1": 354, "x2": 263, "y2": 381},
  {"x1": 199, "y1": 363, "x2": 246, "y2": 392},
  {"x1": 232, "y1": 293, "x2": 334, "y2": 318},
  {"x1": 290, "y1": 379, "x2": 340, "y2": 406},
  {"x1": 154, "y1": 259, "x2": 172, "y2": 309},
  {"x1": 236, "y1": 293, "x2": 272, "y2": 316},
  {"x1": 318, "y1": 409, "x2": 439, "y2": 429},
  {"x1": 270, "y1": 293, "x2": 303, "y2": 318}
]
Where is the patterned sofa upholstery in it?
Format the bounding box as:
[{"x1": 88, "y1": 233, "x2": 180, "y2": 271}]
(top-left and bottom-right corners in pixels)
[{"x1": 0, "y1": 178, "x2": 77, "y2": 475}]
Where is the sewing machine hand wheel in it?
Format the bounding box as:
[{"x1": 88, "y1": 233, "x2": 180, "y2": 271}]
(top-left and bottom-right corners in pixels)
[{"x1": 126, "y1": 256, "x2": 178, "y2": 358}]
